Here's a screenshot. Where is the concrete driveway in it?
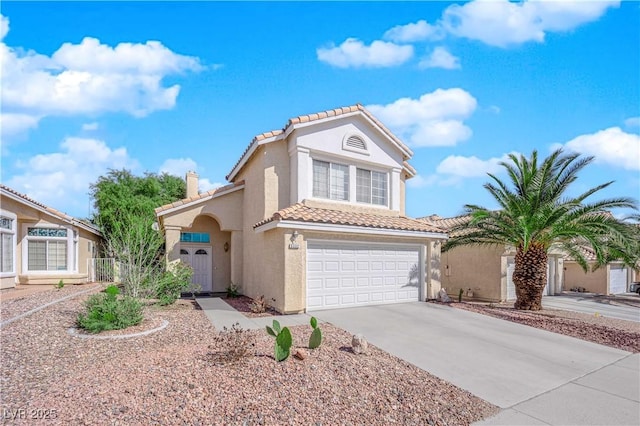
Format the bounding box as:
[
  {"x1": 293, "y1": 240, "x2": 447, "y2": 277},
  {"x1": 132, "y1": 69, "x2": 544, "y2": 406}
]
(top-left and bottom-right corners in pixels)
[
  {"x1": 313, "y1": 302, "x2": 639, "y2": 425},
  {"x1": 542, "y1": 295, "x2": 640, "y2": 322}
]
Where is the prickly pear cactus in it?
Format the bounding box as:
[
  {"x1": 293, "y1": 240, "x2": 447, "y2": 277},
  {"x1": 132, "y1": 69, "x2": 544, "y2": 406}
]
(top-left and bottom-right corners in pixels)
[
  {"x1": 266, "y1": 319, "x2": 292, "y2": 361},
  {"x1": 308, "y1": 316, "x2": 322, "y2": 349}
]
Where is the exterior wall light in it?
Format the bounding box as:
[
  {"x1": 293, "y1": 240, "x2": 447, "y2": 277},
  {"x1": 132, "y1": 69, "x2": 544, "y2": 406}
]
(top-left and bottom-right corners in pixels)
[
  {"x1": 224, "y1": 242, "x2": 229, "y2": 252},
  {"x1": 289, "y1": 230, "x2": 300, "y2": 250}
]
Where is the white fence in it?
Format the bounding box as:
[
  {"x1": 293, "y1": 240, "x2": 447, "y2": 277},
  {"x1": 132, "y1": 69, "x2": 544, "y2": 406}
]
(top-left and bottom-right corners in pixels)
[{"x1": 88, "y1": 258, "x2": 132, "y2": 283}]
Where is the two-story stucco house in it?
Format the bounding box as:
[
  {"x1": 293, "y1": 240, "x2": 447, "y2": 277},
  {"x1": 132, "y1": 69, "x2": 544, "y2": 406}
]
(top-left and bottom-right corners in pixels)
[
  {"x1": 0, "y1": 184, "x2": 103, "y2": 289},
  {"x1": 155, "y1": 105, "x2": 447, "y2": 313}
]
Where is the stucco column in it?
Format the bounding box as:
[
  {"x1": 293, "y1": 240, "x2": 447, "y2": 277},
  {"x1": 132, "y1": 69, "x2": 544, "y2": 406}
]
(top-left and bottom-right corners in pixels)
[
  {"x1": 164, "y1": 225, "x2": 182, "y2": 269},
  {"x1": 290, "y1": 146, "x2": 310, "y2": 204},
  {"x1": 390, "y1": 168, "x2": 401, "y2": 211},
  {"x1": 230, "y1": 230, "x2": 243, "y2": 287},
  {"x1": 426, "y1": 240, "x2": 442, "y2": 299}
]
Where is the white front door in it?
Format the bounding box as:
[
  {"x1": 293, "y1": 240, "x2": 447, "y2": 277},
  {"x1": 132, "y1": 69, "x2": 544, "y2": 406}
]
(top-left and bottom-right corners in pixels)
[
  {"x1": 306, "y1": 241, "x2": 421, "y2": 311},
  {"x1": 179, "y1": 246, "x2": 212, "y2": 292}
]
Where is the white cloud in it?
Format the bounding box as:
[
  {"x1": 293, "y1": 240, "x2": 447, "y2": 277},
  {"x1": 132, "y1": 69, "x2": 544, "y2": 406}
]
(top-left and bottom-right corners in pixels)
[
  {"x1": 0, "y1": 113, "x2": 41, "y2": 137},
  {"x1": 406, "y1": 174, "x2": 438, "y2": 188},
  {"x1": 418, "y1": 47, "x2": 461, "y2": 70},
  {"x1": 159, "y1": 157, "x2": 198, "y2": 177},
  {"x1": 158, "y1": 157, "x2": 223, "y2": 193},
  {"x1": 5, "y1": 137, "x2": 139, "y2": 216},
  {"x1": 317, "y1": 38, "x2": 413, "y2": 68},
  {"x1": 82, "y1": 122, "x2": 99, "y2": 131},
  {"x1": 436, "y1": 153, "x2": 513, "y2": 178},
  {"x1": 383, "y1": 20, "x2": 443, "y2": 43},
  {"x1": 366, "y1": 88, "x2": 477, "y2": 147},
  {"x1": 198, "y1": 178, "x2": 224, "y2": 193},
  {"x1": 0, "y1": 14, "x2": 8, "y2": 40},
  {"x1": 624, "y1": 116, "x2": 640, "y2": 129},
  {"x1": 441, "y1": 0, "x2": 619, "y2": 48},
  {"x1": 558, "y1": 127, "x2": 640, "y2": 171},
  {"x1": 0, "y1": 14, "x2": 204, "y2": 139}
]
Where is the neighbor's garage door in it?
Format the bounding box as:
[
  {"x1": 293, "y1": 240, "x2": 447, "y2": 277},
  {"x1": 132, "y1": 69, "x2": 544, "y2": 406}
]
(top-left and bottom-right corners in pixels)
[
  {"x1": 306, "y1": 242, "x2": 421, "y2": 311},
  {"x1": 609, "y1": 265, "x2": 628, "y2": 294}
]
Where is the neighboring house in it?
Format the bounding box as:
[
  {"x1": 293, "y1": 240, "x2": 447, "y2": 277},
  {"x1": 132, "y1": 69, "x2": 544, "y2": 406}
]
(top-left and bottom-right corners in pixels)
[
  {"x1": 563, "y1": 244, "x2": 635, "y2": 294},
  {"x1": 0, "y1": 184, "x2": 103, "y2": 289},
  {"x1": 421, "y1": 214, "x2": 637, "y2": 300},
  {"x1": 155, "y1": 104, "x2": 447, "y2": 313},
  {"x1": 420, "y1": 215, "x2": 564, "y2": 302}
]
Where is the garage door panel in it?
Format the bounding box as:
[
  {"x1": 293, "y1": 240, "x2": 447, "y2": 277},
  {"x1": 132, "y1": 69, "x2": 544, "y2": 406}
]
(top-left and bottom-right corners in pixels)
[{"x1": 307, "y1": 242, "x2": 421, "y2": 311}]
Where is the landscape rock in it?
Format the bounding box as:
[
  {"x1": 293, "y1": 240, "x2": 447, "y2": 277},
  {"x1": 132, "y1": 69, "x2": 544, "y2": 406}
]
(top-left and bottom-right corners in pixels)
[
  {"x1": 293, "y1": 348, "x2": 307, "y2": 360},
  {"x1": 352, "y1": 334, "x2": 369, "y2": 355},
  {"x1": 437, "y1": 288, "x2": 452, "y2": 303}
]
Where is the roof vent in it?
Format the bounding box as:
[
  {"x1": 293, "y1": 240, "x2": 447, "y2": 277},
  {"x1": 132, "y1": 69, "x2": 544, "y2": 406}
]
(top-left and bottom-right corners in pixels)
[{"x1": 343, "y1": 134, "x2": 368, "y2": 154}]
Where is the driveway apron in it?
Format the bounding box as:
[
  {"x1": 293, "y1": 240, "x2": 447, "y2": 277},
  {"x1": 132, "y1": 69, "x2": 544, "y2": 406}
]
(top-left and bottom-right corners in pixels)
[{"x1": 312, "y1": 302, "x2": 639, "y2": 425}]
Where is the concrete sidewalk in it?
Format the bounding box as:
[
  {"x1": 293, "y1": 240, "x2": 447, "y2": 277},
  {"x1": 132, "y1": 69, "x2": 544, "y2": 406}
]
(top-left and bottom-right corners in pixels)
[
  {"x1": 542, "y1": 295, "x2": 640, "y2": 323},
  {"x1": 195, "y1": 297, "x2": 312, "y2": 330},
  {"x1": 313, "y1": 302, "x2": 639, "y2": 426}
]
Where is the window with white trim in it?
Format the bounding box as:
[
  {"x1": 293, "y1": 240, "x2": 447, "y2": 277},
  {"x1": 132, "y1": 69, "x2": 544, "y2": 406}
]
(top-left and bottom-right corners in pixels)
[
  {"x1": 0, "y1": 215, "x2": 15, "y2": 274},
  {"x1": 356, "y1": 168, "x2": 388, "y2": 206},
  {"x1": 26, "y1": 227, "x2": 69, "y2": 271},
  {"x1": 312, "y1": 160, "x2": 349, "y2": 201}
]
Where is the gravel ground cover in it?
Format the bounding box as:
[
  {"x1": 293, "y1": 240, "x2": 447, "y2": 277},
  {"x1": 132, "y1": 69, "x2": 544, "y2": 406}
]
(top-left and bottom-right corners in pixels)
[
  {"x1": 1, "y1": 289, "x2": 498, "y2": 425},
  {"x1": 453, "y1": 302, "x2": 640, "y2": 353},
  {"x1": 223, "y1": 295, "x2": 282, "y2": 318}
]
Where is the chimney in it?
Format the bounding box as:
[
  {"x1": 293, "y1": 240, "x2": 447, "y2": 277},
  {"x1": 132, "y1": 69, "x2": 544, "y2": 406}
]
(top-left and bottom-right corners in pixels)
[{"x1": 186, "y1": 171, "x2": 199, "y2": 198}]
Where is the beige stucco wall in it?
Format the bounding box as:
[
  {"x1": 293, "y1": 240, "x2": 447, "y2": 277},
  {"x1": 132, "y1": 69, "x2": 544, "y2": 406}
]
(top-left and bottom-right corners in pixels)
[
  {"x1": 303, "y1": 199, "x2": 400, "y2": 217},
  {"x1": 1, "y1": 194, "x2": 103, "y2": 288},
  {"x1": 235, "y1": 144, "x2": 291, "y2": 300},
  {"x1": 441, "y1": 245, "x2": 505, "y2": 302},
  {"x1": 563, "y1": 262, "x2": 608, "y2": 294}
]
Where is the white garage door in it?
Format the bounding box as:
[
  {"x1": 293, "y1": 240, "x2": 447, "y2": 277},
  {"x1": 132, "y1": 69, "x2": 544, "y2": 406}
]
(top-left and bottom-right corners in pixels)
[
  {"x1": 306, "y1": 242, "x2": 421, "y2": 311},
  {"x1": 609, "y1": 265, "x2": 628, "y2": 294}
]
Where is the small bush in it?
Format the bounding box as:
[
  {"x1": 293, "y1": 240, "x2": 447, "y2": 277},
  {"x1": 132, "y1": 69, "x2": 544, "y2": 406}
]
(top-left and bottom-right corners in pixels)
[
  {"x1": 156, "y1": 262, "x2": 194, "y2": 306},
  {"x1": 77, "y1": 285, "x2": 143, "y2": 333},
  {"x1": 226, "y1": 282, "x2": 240, "y2": 298},
  {"x1": 250, "y1": 295, "x2": 267, "y2": 313},
  {"x1": 208, "y1": 323, "x2": 255, "y2": 365},
  {"x1": 56, "y1": 279, "x2": 64, "y2": 290}
]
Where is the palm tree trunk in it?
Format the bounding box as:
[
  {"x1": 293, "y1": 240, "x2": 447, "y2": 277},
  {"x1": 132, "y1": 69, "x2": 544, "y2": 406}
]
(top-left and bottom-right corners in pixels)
[{"x1": 513, "y1": 243, "x2": 548, "y2": 310}]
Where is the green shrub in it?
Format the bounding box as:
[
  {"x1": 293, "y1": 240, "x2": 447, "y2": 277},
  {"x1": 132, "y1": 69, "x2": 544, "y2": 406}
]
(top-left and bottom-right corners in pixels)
[
  {"x1": 156, "y1": 262, "x2": 194, "y2": 305},
  {"x1": 226, "y1": 282, "x2": 240, "y2": 298},
  {"x1": 56, "y1": 279, "x2": 64, "y2": 290},
  {"x1": 77, "y1": 285, "x2": 143, "y2": 333}
]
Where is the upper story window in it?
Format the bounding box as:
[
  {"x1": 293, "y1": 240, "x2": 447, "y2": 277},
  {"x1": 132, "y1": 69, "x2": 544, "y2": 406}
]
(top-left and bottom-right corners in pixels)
[
  {"x1": 356, "y1": 168, "x2": 388, "y2": 206},
  {"x1": 312, "y1": 160, "x2": 349, "y2": 201}
]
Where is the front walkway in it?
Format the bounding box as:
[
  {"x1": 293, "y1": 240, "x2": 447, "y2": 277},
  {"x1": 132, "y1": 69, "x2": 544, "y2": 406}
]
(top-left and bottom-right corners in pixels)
[{"x1": 195, "y1": 297, "x2": 311, "y2": 330}]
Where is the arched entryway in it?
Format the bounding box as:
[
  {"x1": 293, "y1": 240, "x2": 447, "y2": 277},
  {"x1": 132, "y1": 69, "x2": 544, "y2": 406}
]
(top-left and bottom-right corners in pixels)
[{"x1": 178, "y1": 215, "x2": 231, "y2": 293}]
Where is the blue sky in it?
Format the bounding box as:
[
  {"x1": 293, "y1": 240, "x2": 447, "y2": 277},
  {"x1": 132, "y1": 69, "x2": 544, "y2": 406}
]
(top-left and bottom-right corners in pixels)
[{"x1": 1, "y1": 1, "x2": 639, "y2": 220}]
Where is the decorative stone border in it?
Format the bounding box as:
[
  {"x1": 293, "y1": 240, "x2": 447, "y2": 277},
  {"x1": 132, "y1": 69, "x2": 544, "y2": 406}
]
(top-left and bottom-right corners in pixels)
[
  {"x1": 67, "y1": 319, "x2": 169, "y2": 339},
  {"x1": 0, "y1": 285, "x2": 101, "y2": 329}
]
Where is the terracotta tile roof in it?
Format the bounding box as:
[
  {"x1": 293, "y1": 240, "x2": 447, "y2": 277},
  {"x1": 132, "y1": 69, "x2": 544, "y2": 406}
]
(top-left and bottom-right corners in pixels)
[
  {"x1": 419, "y1": 214, "x2": 471, "y2": 232},
  {"x1": 155, "y1": 180, "x2": 245, "y2": 215},
  {"x1": 254, "y1": 203, "x2": 447, "y2": 234},
  {"x1": 226, "y1": 104, "x2": 413, "y2": 181},
  {"x1": 0, "y1": 184, "x2": 101, "y2": 235}
]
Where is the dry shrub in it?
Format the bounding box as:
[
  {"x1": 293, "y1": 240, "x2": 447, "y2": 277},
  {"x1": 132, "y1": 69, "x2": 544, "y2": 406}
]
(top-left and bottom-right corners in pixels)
[{"x1": 208, "y1": 323, "x2": 255, "y2": 364}]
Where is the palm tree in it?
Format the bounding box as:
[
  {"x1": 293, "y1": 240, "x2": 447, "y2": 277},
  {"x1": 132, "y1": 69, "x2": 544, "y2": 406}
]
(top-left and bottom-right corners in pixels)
[{"x1": 443, "y1": 149, "x2": 638, "y2": 310}]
